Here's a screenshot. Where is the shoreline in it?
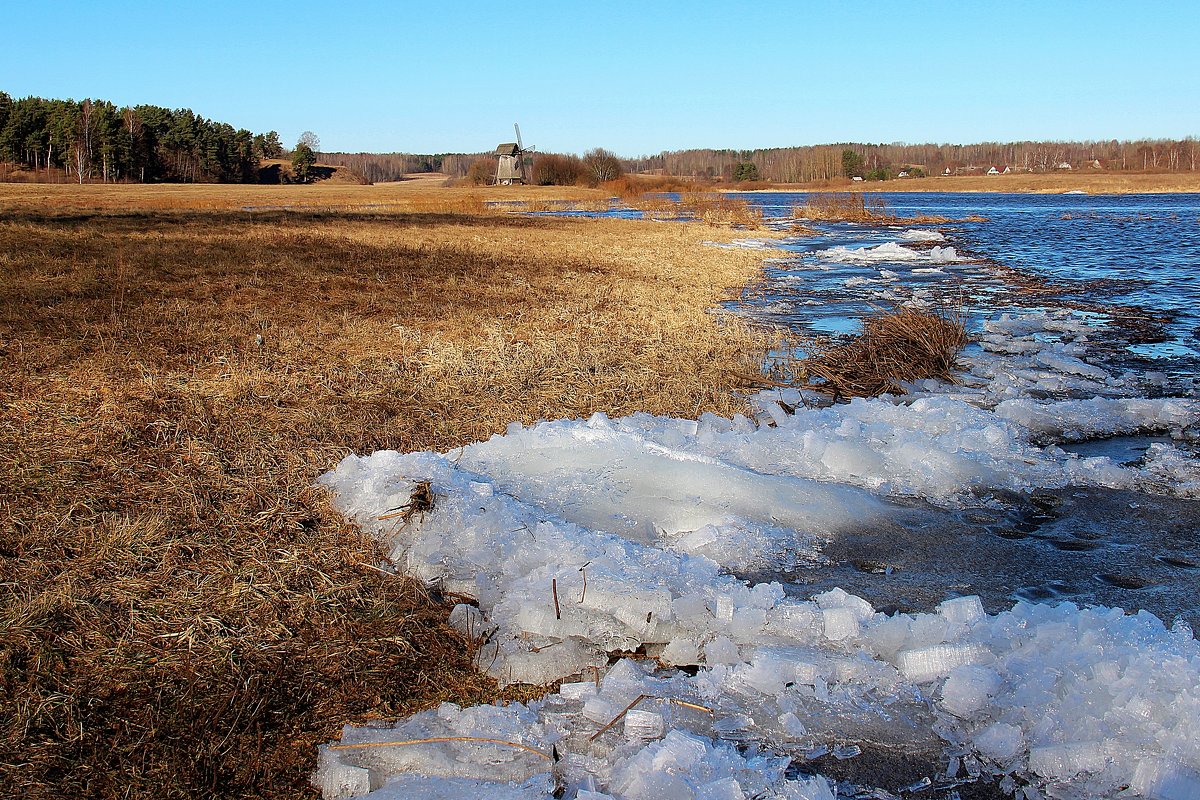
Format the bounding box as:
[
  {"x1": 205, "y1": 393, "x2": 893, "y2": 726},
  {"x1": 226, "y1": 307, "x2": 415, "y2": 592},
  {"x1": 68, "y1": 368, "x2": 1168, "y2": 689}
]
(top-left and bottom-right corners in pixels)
[{"x1": 725, "y1": 171, "x2": 1200, "y2": 195}]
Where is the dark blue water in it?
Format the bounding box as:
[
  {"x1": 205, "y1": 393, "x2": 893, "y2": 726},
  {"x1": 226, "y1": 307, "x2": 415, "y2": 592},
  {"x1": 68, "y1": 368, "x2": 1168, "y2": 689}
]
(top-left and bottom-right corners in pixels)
[{"x1": 728, "y1": 192, "x2": 1200, "y2": 372}]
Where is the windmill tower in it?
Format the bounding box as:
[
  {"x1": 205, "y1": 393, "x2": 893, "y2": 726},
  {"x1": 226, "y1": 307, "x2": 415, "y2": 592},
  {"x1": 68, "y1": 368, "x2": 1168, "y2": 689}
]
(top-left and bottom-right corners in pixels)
[{"x1": 494, "y1": 123, "x2": 535, "y2": 185}]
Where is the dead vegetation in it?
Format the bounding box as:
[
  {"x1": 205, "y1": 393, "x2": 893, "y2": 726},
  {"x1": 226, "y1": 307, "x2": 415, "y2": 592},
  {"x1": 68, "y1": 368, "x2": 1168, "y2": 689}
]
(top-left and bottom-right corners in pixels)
[
  {"x1": 625, "y1": 192, "x2": 765, "y2": 229},
  {"x1": 775, "y1": 307, "x2": 969, "y2": 399},
  {"x1": 796, "y1": 191, "x2": 891, "y2": 222},
  {"x1": 795, "y1": 192, "x2": 951, "y2": 225},
  {"x1": 0, "y1": 196, "x2": 773, "y2": 798}
]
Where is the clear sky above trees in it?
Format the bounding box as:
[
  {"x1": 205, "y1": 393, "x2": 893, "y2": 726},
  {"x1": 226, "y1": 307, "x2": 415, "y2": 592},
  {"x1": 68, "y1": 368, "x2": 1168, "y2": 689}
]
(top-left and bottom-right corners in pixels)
[{"x1": 2, "y1": 0, "x2": 1197, "y2": 157}]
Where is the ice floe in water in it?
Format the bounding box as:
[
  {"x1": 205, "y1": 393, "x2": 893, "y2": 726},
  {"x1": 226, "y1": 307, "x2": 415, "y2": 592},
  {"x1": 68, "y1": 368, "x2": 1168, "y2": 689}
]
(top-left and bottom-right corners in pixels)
[
  {"x1": 900, "y1": 228, "x2": 946, "y2": 241},
  {"x1": 315, "y1": 310, "x2": 1200, "y2": 799},
  {"x1": 821, "y1": 241, "x2": 962, "y2": 264}
]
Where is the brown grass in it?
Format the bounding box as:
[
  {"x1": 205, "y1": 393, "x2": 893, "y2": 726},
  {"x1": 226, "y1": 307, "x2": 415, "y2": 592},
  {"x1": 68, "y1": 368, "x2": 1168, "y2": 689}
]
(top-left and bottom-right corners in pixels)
[
  {"x1": 0, "y1": 180, "x2": 608, "y2": 214},
  {"x1": 623, "y1": 191, "x2": 765, "y2": 229},
  {"x1": 796, "y1": 191, "x2": 891, "y2": 222},
  {"x1": 0, "y1": 190, "x2": 774, "y2": 798},
  {"x1": 796, "y1": 308, "x2": 968, "y2": 399},
  {"x1": 796, "y1": 192, "x2": 951, "y2": 225}
]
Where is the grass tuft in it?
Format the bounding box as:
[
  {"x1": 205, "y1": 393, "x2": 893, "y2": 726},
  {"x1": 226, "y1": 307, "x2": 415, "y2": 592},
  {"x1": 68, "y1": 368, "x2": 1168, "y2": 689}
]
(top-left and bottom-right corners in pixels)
[{"x1": 796, "y1": 307, "x2": 968, "y2": 399}]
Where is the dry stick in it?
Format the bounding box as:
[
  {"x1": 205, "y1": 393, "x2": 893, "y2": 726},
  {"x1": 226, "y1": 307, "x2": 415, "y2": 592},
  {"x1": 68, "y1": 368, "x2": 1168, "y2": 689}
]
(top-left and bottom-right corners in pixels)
[
  {"x1": 669, "y1": 699, "x2": 714, "y2": 714},
  {"x1": 551, "y1": 578, "x2": 561, "y2": 620},
  {"x1": 578, "y1": 562, "x2": 590, "y2": 604},
  {"x1": 589, "y1": 694, "x2": 650, "y2": 741},
  {"x1": 330, "y1": 736, "x2": 552, "y2": 760}
]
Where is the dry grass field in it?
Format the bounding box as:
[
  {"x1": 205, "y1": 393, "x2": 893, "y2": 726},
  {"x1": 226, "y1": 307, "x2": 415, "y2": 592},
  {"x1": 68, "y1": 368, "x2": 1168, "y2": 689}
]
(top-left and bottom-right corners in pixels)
[{"x1": 0, "y1": 183, "x2": 779, "y2": 798}]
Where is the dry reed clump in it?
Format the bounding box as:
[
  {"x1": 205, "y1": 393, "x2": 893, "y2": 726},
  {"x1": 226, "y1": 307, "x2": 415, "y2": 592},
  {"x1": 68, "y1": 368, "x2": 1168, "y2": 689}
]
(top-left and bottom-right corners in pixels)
[
  {"x1": 797, "y1": 307, "x2": 968, "y2": 399},
  {"x1": 796, "y1": 191, "x2": 890, "y2": 222},
  {"x1": 0, "y1": 200, "x2": 771, "y2": 799},
  {"x1": 795, "y1": 192, "x2": 951, "y2": 225},
  {"x1": 625, "y1": 192, "x2": 764, "y2": 229},
  {"x1": 601, "y1": 174, "x2": 717, "y2": 199}
]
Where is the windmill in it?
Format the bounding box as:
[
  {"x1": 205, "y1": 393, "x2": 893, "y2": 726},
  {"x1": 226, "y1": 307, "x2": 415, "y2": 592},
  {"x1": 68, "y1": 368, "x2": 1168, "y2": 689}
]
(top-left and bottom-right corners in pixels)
[{"x1": 493, "y1": 123, "x2": 535, "y2": 185}]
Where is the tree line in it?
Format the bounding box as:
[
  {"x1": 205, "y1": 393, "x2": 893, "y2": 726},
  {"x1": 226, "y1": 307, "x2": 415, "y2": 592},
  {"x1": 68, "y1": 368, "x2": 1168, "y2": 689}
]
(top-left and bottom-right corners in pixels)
[
  {"x1": 639, "y1": 138, "x2": 1200, "y2": 183},
  {"x1": 318, "y1": 137, "x2": 1199, "y2": 188},
  {"x1": 0, "y1": 92, "x2": 285, "y2": 183},
  {"x1": 5, "y1": 92, "x2": 1194, "y2": 186}
]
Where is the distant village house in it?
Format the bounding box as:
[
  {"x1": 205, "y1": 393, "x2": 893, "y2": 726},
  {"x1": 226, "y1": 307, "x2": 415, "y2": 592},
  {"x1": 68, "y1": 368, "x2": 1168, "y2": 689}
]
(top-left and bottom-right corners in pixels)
[{"x1": 986, "y1": 165, "x2": 1011, "y2": 175}]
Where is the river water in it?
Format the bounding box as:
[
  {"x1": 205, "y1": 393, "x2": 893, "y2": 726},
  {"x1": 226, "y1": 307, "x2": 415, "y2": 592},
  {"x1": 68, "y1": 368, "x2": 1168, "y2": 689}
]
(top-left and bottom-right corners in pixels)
[
  {"x1": 722, "y1": 192, "x2": 1200, "y2": 631},
  {"x1": 735, "y1": 191, "x2": 1200, "y2": 368}
]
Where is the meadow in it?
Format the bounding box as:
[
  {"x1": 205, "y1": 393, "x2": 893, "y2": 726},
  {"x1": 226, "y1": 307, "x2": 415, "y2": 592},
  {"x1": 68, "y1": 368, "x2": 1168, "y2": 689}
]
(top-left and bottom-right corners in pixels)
[{"x1": 0, "y1": 181, "x2": 779, "y2": 798}]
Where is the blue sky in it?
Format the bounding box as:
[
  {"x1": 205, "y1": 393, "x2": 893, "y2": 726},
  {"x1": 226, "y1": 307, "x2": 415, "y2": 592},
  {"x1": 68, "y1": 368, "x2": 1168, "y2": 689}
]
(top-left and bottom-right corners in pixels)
[{"x1": 3, "y1": 0, "x2": 1196, "y2": 157}]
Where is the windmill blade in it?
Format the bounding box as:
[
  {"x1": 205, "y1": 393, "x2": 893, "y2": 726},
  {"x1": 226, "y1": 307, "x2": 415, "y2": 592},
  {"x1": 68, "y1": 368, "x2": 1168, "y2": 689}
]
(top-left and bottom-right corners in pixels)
[{"x1": 514, "y1": 123, "x2": 524, "y2": 151}]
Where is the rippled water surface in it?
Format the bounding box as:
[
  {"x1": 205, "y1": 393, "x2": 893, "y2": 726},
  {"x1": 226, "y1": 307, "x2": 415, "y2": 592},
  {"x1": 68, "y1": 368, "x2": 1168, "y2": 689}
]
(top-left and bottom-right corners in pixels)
[{"x1": 734, "y1": 191, "x2": 1200, "y2": 370}]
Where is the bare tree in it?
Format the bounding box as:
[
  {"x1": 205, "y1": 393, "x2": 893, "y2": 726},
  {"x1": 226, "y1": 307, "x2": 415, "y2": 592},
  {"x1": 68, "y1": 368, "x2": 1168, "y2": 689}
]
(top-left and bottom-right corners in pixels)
[
  {"x1": 298, "y1": 130, "x2": 320, "y2": 152},
  {"x1": 583, "y1": 148, "x2": 622, "y2": 184}
]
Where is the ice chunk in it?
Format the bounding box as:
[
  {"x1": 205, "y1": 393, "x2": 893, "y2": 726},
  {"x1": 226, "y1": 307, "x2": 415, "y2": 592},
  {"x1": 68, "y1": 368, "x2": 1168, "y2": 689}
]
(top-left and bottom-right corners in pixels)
[
  {"x1": 821, "y1": 607, "x2": 860, "y2": 641},
  {"x1": 779, "y1": 712, "x2": 807, "y2": 737},
  {"x1": 661, "y1": 638, "x2": 701, "y2": 666},
  {"x1": 895, "y1": 643, "x2": 985, "y2": 683},
  {"x1": 486, "y1": 638, "x2": 607, "y2": 686},
  {"x1": 614, "y1": 768, "x2": 693, "y2": 800},
  {"x1": 814, "y1": 588, "x2": 874, "y2": 620},
  {"x1": 1130, "y1": 759, "x2": 1200, "y2": 800},
  {"x1": 362, "y1": 774, "x2": 554, "y2": 799},
  {"x1": 730, "y1": 608, "x2": 768, "y2": 641},
  {"x1": 705, "y1": 636, "x2": 742, "y2": 665},
  {"x1": 317, "y1": 760, "x2": 381, "y2": 800},
  {"x1": 940, "y1": 665, "x2": 1002, "y2": 717},
  {"x1": 558, "y1": 680, "x2": 599, "y2": 701},
  {"x1": 937, "y1": 595, "x2": 985, "y2": 625},
  {"x1": 650, "y1": 730, "x2": 707, "y2": 771},
  {"x1": 735, "y1": 650, "x2": 820, "y2": 695},
  {"x1": 973, "y1": 722, "x2": 1024, "y2": 762},
  {"x1": 624, "y1": 709, "x2": 666, "y2": 739},
  {"x1": 768, "y1": 604, "x2": 819, "y2": 640},
  {"x1": 697, "y1": 777, "x2": 747, "y2": 800},
  {"x1": 1027, "y1": 742, "x2": 1111, "y2": 780},
  {"x1": 901, "y1": 229, "x2": 945, "y2": 241}
]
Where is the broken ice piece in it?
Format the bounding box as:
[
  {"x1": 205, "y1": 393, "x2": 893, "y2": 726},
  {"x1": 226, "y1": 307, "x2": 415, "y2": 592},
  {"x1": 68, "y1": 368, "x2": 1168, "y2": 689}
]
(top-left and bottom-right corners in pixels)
[
  {"x1": 623, "y1": 709, "x2": 665, "y2": 739},
  {"x1": 832, "y1": 744, "x2": 862, "y2": 760},
  {"x1": 940, "y1": 664, "x2": 1002, "y2": 717},
  {"x1": 318, "y1": 760, "x2": 382, "y2": 800},
  {"x1": 1130, "y1": 758, "x2": 1200, "y2": 800},
  {"x1": 902, "y1": 777, "x2": 932, "y2": 793},
  {"x1": 803, "y1": 745, "x2": 830, "y2": 760},
  {"x1": 822, "y1": 607, "x2": 860, "y2": 641},
  {"x1": 936, "y1": 595, "x2": 985, "y2": 625},
  {"x1": 713, "y1": 714, "x2": 755, "y2": 741},
  {"x1": 704, "y1": 636, "x2": 742, "y2": 665},
  {"x1": 558, "y1": 680, "x2": 599, "y2": 701},
  {"x1": 695, "y1": 776, "x2": 747, "y2": 800},
  {"x1": 895, "y1": 643, "x2": 986, "y2": 683}
]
